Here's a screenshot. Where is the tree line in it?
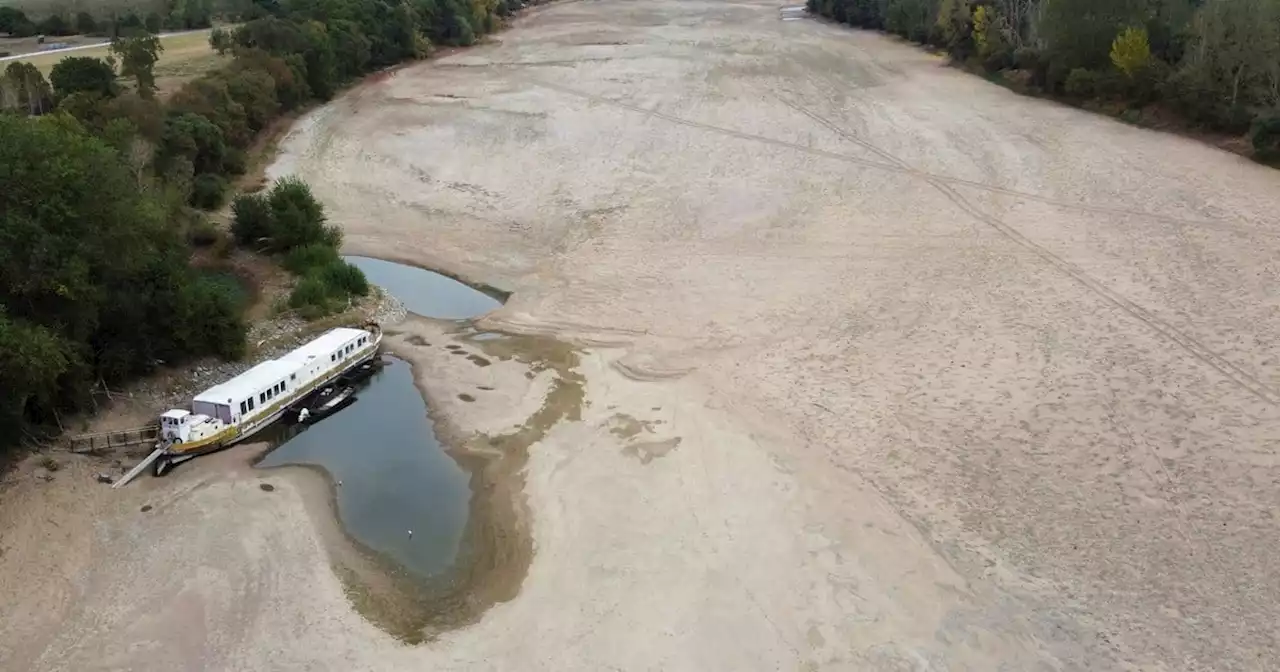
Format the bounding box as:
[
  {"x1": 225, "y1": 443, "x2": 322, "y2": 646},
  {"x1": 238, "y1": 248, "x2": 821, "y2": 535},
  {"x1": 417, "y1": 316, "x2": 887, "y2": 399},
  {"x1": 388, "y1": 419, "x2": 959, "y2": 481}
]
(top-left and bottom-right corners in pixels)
[
  {"x1": 0, "y1": 0, "x2": 214, "y2": 43},
  {"x1": 807, "y1": 0, "x2": 1280, "y2": 160},
  {"x1": 1, "y1": 0, "x2": 521, "y2": 455}
]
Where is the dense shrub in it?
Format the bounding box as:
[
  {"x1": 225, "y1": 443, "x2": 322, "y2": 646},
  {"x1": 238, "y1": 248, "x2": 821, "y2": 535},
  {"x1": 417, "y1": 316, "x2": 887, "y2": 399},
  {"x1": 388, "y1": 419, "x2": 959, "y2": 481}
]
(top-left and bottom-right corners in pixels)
[
  {"x1": 188, "y1": 216, "x2": 223, "y2": 247},
  {"x1": 191, "y1": 173, "x2": 229, "y2": 209},
  {"x1": 288, "y1": 275, "x2": 335, "y2": 319},
  {"x1": 320, "y1": 259, "x2": 370, "y2": 297},
  {"x1": 1064, "y1": 68, "x2": 1101, "y2": 98},
  {"x1": 50, "y1": 57, "x2": 117, "y2": 100},
  {"x1": 1253, "y1": 116, "x2": 1280, "y2": 162},
  {"x1": 283, "y1": 243, "x2": 341, "y2": 275},
  {"x1": 231, "y1": 192, "x2": 274, "y2": 246},
  {"x1": 0, "y1": 115, "x2": 246, "y2": 448}
]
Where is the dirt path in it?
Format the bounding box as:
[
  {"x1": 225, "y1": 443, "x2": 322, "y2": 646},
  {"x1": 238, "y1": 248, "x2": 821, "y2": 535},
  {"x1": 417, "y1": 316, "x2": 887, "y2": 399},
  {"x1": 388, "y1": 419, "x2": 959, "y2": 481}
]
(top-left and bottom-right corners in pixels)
[{"x1": 6, "y1": 0, "x2": 1280, "y2": 669}]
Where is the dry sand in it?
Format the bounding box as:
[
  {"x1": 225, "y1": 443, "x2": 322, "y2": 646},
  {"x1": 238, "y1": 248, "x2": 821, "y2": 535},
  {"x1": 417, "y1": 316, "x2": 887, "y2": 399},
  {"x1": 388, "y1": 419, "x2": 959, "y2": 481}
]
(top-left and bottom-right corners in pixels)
[{"x1": 5, "y1": 0, "x2": 1280, "y2": 669}]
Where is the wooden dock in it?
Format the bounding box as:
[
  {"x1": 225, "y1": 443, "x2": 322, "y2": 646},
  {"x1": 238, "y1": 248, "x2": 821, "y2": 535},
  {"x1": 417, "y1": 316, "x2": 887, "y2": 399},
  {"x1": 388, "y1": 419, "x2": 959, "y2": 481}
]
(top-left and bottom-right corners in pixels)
[{"x1": 67, "y1": 425, "x2": 160, "y2": 453}]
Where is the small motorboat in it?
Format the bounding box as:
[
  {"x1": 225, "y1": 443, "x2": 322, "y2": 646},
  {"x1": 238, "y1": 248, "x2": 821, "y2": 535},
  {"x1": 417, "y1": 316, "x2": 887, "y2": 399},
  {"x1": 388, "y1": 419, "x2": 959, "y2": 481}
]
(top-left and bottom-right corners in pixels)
[
  {"x1": 338, "y1": 358, "x2": 383, "y2": 386},
  {"x1": 297, "y1": 386, "x2": 357, "y2": 425}
]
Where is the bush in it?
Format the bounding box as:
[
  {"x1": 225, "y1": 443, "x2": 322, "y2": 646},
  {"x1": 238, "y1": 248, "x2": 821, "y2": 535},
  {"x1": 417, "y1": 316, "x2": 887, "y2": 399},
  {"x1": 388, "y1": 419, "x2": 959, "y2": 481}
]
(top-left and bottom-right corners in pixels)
[
  {"x1": 1110, "y1": 26, "x2": 1151, "y2": 79},
  {"x1": 224, "y1": 148, "x2": 247, "y2": 175},
  {"x1": 1252, "y1": 116, "x2": 1280, "y2": 162},
  {"x1": 145, "y1": 12, "x2": 162, "y2": 34},
  {"x1": 190, "y1": 173, "x2": 229, "y2": 209},
  {"x1": 231, "y1": 192, "x2": 273, "y2": 246},
  {"x1": 160, "y1": 113, "x2": 227, "y2": 175},
  {"x1": 1064, "y1": 68, "x2": 1101, "y2": 98},
  {"x1": 981, "y1": 47, "x2": 1014, "y2": 73},
  {"x1": 188, "y1": 216, "x2": 222, "y2": 246},
  {"x1": 320, "y1": 260, "x2": 369, "y2": 297},
  {"x1": 50, "y1": 57, "x2": 117, "y2": 99},
  {"x1": 288, "y1": 274, "x2": 336, "y2": 319},
  {"x1": 283, "y1": 242, "x2": 340, "y2": 274},
  {"x1": 266, "y1": 175, "x2": 328, "y2": 251}
]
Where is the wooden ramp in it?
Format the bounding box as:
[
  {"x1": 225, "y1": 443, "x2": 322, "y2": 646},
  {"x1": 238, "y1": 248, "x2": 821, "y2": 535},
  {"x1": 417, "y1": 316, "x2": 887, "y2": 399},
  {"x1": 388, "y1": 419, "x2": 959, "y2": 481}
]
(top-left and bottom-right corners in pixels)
[
  {"x1": 67, "y1": 425, "x2": 159, "y2": 453},
  {"x1": 113, "y1": 447, "x2": 166, "y2": 489}
]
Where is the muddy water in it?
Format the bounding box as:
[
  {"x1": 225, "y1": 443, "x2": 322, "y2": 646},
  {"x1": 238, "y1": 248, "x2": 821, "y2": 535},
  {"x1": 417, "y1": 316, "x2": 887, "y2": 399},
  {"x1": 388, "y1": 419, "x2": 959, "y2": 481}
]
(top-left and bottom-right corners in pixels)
[
  {"x1": 345, "y1": 256, "x2": 503, "y2": 319},
  {"x1": 257, "y1": 358, "x2": 470, "y2": 579}
]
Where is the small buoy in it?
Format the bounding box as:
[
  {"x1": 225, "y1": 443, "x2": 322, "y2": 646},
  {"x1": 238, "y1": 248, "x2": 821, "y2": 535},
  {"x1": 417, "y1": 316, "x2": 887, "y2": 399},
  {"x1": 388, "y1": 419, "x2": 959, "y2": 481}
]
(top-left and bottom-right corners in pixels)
[
  {"x1": 337, "y1": 480, "x2": 343, "y2": 486},
  {"x1": 408, "y1": 530, "x2": 413, "y2": 537}
]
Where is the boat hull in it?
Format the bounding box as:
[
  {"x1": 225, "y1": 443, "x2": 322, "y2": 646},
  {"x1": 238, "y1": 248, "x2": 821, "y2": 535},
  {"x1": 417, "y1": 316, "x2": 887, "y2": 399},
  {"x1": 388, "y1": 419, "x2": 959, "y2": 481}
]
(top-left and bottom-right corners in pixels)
[{"x1": 157, "y1": 334, "x2": 382, "y2": 468}]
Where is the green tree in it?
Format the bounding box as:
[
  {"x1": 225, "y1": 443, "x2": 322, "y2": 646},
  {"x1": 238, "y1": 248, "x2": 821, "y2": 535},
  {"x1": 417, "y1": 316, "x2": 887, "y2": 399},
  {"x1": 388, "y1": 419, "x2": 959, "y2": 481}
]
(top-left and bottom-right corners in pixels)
[
  {"x1": 0, "y1": 308, "x2": 72, "y2": 445},
  {"x1": 75, "y1": 11, "x2": 99, "y2": 35},
  {"x1": 1039, "y1": 0, "x2": 1147, "y2": 71},
  {"x1": 936, "y1": 0, "x2": 974, "y2": 57},
  {"x1": 0, "y1": 113, "x2": 247, "y2": 447},
  {"x1": 1, "y1": 62, "x2": 53, "y2": 115},
  {"x1": 110, "y1": 33, "x2": 164, "y2": 99},
  {"x1": 1111, "y1": 26, "x2": 1152, "y2": 77},
  {"x1": 1181, "y1": 0, "x2": 1280, "y2": 109},
  {"x1": 160, "y1": 112, "x2": 228, "y2": 175},
  {"x1": 50, "y1": 57, "x2": 118, "y2": 99}
]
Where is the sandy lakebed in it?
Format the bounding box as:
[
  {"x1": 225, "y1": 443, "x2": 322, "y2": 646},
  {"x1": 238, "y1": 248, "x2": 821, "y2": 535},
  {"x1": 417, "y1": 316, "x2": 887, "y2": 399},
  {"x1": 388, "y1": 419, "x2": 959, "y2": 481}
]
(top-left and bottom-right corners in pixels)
[{"x1": 5, "y1": 0, "x2": 1280, "y2": 669}]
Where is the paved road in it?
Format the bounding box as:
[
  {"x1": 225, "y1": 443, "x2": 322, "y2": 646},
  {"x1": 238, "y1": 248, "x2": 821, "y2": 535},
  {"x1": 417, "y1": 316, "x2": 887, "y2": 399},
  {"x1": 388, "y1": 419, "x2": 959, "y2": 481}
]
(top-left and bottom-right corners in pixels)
[{"x1": 0, "y1": 28, "x2": 209, "y2": 63}]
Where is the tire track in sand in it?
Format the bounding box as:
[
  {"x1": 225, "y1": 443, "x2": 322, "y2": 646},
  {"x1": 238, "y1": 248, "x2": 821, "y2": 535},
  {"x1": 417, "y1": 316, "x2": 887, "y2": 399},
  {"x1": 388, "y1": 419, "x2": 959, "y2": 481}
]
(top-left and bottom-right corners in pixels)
[
  {"x1": 528, "y1": 77, "x2": 1275, "y2": 238},
  {"x1": 772, "y1": 94, "x2": 1280, "y2": 407},
  {"x1": 526, "y1": 76, "x2": 1280, "y2": 405}
]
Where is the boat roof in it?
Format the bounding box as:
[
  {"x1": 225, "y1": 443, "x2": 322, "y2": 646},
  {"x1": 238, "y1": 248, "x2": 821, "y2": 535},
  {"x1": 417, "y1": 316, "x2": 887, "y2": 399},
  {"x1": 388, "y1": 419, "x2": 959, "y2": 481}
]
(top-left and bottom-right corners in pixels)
[
  {"x1": 161, "y1": 409, "x2": 191, "y2": 419},
  {"x1": 194, "y1": 359, "x2": 302, "y2": 405},
  {"x1": 280, "y1": 327, "x2": 369, "y2": 364}
]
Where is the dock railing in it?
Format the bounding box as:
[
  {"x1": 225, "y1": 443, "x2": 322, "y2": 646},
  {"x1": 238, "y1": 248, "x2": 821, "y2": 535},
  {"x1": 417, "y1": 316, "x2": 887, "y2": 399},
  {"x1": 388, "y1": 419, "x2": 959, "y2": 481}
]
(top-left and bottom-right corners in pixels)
[{"x1": 67, "y1": 425, "x2": 160, "y2": 453}]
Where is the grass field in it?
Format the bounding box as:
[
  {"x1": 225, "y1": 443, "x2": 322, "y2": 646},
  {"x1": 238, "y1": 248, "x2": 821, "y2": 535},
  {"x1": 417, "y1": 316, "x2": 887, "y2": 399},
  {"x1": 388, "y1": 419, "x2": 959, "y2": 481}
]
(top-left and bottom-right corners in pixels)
[{"x1": 3, "y1": 28, "x2": 228, "y2": 93}]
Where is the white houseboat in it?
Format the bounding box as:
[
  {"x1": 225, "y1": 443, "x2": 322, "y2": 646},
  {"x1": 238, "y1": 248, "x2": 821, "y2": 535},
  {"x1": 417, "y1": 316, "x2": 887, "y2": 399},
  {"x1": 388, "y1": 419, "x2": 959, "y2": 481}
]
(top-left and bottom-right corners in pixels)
[{"x1": 144, "y1": 323, "x2": 382, "y2": 478}]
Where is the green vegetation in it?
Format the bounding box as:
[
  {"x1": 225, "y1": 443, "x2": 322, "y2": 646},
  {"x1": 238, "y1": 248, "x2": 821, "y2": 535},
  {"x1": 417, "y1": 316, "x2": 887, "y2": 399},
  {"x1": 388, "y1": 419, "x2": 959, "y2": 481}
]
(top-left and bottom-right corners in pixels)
[
  {"x1": 0, "y1": 0, "x2": 215, "y2": 38},
  {"x1": 2, "y1": 0, "x2": 522, "y2": 455},
  {"x1": 50, "y1": 56, "x2": 119, "y2": 98},
  {"x1": 111, "y1": 33, "x2": 165, "y2": 98},
  {"x1": 807, "y1": 0, "x2": 1280, "y2": 158},
  {"x1": 233, "y1": 178, "x2": 368, "y2": 320},
  {"x1": 0, "y1": 113, "x2": 246, "y2": 447}
]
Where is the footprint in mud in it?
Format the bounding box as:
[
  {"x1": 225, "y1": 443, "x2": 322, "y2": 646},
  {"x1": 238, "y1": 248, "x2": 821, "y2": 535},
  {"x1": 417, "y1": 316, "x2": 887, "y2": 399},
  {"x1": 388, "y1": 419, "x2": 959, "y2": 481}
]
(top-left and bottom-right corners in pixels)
[
  {"x1": 458, "y1": 393, "x2": 476, "y2": 402},
  {"x1": 623, "y1": 438, "x2": 682, "y2": 465},
  {"x1": 450, "y1": 350, "x2": 469, "y2": 357},
  {"x1": 477, "y1": 386, "x2": 495, "y2": 391},
  {"x1": 260, "y1": 483, "x2": 275, "y2": 492},
  {"x1": 406, "y1": 335, "x2": 430, "y2": 347},
  {"x1": 446, "y1": 344, "x2": 462, "y2": 350},
  {"x1": 467, "y1": 354, "x2": 491, "y2": 367}
]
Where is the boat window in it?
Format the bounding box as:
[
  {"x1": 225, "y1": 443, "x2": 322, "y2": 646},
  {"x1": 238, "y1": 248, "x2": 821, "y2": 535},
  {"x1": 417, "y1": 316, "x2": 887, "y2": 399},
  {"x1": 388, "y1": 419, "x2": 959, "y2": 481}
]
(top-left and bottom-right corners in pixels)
[
  {"x1": 240, "y1": 401, "x2": 247, "y2": 414},
  {"x1": 248, "y1": 398, "x2": 255, "y2": 411},
  {"x1": 259, "y1": 393, "x2": 265, "y2": 404},
  {"x1": 291, "y1": 374, "x2": 296, "y2": 381}
]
